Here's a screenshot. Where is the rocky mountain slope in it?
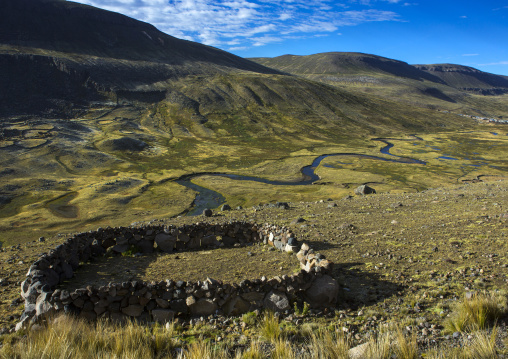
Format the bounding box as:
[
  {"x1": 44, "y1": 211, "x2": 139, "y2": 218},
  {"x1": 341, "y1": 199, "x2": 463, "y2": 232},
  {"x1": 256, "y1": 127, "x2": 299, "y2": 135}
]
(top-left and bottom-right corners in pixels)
[
  {"x1": 251, "y1": 52, "x2": 508, "y2": 117},
  {"x1": 414, "y1": 64, "x2": 508, "y2": 95}
]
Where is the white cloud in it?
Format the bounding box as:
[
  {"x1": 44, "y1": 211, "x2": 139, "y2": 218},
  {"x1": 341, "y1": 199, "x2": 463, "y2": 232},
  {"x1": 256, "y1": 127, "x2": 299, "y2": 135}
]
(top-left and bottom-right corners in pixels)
[
  {"x1": 73, "y1": 0, "x2": 401, "y2": 51},
  {"x1": 479, "y1": 61, "x2": 508, "y2": 66},
  {"x1": 462, "y1": 53, "x2": 479, "y2": 57}
]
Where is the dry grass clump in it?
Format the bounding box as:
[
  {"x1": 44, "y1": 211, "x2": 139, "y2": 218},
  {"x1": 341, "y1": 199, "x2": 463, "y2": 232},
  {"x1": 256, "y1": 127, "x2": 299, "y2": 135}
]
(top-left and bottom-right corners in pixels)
[
  {"x1": 0, "y1": 315, "x2": 176, "y2": 359},
  {"x1": 445, "y1": 291, "x2": 507, "y2": 333},
  {"x1": 307, "y1": 330, "x2": 350, "y2": 359},
  {"x1": 259, "y1": 312, "x2": 281, "y2": 343},
  {"x1": 424, "y1": 329, "x2": 499, "y2": 359}
]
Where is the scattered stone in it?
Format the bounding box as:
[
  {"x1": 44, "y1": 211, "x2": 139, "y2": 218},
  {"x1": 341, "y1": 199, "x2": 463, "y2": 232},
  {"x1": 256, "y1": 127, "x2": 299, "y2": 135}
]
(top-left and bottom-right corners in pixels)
[
  {"x1": 354, "y1": 185, "x2": 376, "y2": 195},
  {"x1": 291, "y1": 218, "x2": 305, "y2": 225},
  {"x1": 263, "y1": 290, "x2": 290, "y2": 312}
]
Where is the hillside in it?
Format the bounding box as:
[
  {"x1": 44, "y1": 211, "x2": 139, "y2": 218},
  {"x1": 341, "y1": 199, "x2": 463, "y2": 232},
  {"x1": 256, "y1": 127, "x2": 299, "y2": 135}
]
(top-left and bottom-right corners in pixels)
[
  {"x1": 414, "y1": 64, "x2": 508, "y2": 95},
  {"x1": 251, "y1": 52, "x2": 508, "y2": 118},
  {"x1": 250, "y1": 52, "x2": 443, "y2": 83},
  {"x1": 0, "y1": 0, "x2": 280, "y2": 114}
]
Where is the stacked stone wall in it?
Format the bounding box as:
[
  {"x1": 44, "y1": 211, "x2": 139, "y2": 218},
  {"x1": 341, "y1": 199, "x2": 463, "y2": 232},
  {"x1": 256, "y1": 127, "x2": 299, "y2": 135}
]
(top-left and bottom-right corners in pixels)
[{"x1": 18, "y1": 221, "x2": 337, "y2": 330}]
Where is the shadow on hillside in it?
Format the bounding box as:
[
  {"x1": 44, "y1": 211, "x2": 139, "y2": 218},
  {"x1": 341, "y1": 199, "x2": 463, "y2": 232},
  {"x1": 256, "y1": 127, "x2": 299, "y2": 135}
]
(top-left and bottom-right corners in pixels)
[{"x1": 332, "y1": 262, "x2": 405, "y2": 311}]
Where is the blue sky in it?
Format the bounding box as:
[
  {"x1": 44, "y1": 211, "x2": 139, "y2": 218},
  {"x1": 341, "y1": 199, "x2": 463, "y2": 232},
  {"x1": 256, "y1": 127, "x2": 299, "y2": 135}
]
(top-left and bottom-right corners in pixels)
[{"x1": 72, "y1": 0, "x2": 508, "y2": 76}]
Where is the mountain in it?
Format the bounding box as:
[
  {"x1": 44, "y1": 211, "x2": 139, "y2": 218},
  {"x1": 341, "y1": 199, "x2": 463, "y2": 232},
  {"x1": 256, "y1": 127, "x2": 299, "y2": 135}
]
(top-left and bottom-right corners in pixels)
[
  {"x1": 251, "y1": 52, "x2": 508, "y2": 117},
  {"x1": 0, "y1": 0, "x2": 280, "y2": 114},
  {"x1": 414, "y1": 64, "x2": 508, "y2": 95},
  {"x1": 250, "y1": 52, "x2": 444, "y2": 83}
]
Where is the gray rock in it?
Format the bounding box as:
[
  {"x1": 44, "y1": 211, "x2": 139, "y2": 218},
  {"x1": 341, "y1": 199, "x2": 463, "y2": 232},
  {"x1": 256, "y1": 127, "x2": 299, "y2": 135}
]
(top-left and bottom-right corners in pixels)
[
  {"x1": 221, "y1": 204, "x2": 231, "y2": 211},
  {"x1": 154, "y1": 233, "x2": 175, "y2": 253},
  {"x1": 273, "y1": 240, "x2": 284, "y2": 251},
  {"x1": 61, "y1": 263, "x2": 73, "y2": 280},
  {"x1": 35, "y1": 292, "x2": 54, "y2": 317},
  {"x1": 189, "y1": 299, "x2": 218, "y2": 316},
  {"x1": 291, "y1": 218, "x2": 305, "y2": 225},
  {"x1": 137, "y1": 240, "x2": 154, "y2": 253},
  {"x1": 349, "y1": 343, "x2": 369, "y2": 359},
  {"x1": 169, "y1": 299, "x2": 188, "y2": 314},
  {"x1": 354, "y1": 185, "x2": 376, "y2": 195},
  {"x1": 304, "y1": 275, "x2": 339, "y2": 307},
  {"x1": 224, "y1": 296, "x2": 250, "y2": 316},
  {"x1": 203, "y1": 209, "x2": 213, "y2": 217},
  {"x1": 263, "y1": 290, "x2": 290, "y2": 312},
  {"x1": 121, "y1": 305, "x2": 144, "y2": 317},
  {"x1": 111, "y1": 244, "x2": 130, "y2": 254},
  {"x1": 242, "y1": 292, "x2": 265, "y2": 304},
  {"x1": 156, "y1": 298, "x2": 170, "y2": 309},
  {"x1": 152, "y1": 309, "x2": 175, "y2": 323}
]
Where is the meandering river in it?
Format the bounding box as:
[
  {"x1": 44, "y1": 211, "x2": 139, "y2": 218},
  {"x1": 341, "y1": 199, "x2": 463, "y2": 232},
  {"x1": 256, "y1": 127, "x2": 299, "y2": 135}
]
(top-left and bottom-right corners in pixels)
[{"x1": 177, "y1": 138, "x2": 426, "y2": 216}]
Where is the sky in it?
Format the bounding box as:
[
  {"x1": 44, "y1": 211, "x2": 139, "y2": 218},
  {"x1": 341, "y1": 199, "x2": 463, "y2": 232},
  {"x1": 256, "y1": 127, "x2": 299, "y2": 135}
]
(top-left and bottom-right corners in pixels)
[{"x1": 71, "y1": 0, "x2": 508, "y2": 76}]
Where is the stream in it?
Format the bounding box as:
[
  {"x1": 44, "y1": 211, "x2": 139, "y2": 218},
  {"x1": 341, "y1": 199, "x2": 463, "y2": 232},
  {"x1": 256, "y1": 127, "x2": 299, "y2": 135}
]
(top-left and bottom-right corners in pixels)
[{"x1": 177, "y1": 138, "x2": 426, "y2": 216}]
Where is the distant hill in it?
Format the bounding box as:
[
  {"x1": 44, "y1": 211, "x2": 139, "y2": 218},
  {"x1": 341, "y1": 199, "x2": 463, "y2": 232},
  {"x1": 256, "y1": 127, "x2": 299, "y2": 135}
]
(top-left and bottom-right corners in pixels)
[
  {"x1": 250, "y1": 52, "x2": 444, "y2": 83},
  {"x1": 413, "y1": 64, "x2": 508, "y2": 95},
  {"x1": 251, "y1": 52, "x2": 508, "y2": 117}
]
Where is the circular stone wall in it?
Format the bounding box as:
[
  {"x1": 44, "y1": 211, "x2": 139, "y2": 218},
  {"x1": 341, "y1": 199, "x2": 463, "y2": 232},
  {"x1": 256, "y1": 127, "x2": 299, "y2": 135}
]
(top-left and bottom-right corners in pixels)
[{"x1": 17, "y1": 221, "x2": 337, "y2": 330}]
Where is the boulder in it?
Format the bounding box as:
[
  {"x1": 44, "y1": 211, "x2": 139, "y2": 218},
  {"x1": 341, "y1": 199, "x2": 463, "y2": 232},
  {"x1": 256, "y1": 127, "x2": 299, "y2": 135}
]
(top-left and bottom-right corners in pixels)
[
  {"x1": 155, "y1": 298, "x2": 170, "y2": 309},
  {"x1": 224, "y1": 296, "x2": 250, "y2": 316},
  {"x1": 169, "y1": 299, "x2": 188, "y2": 314},
  {"x1": 152, "y1": 309, "x2": 175, "y2": 323},
  {"x1": 221, "y1": 204, "x2": 231, "y2": 211},
  {"x1": 349, "y1": 343, "x2": 369, "y2": 359},
  {"x1": 35, "y1": 292, "x2": 54, "y2": 317},
  {"x1": 263, "y1": 290, "x2": 290, "y2": 312},
  {"x1": 304, "y1": 275, "x2": 339, "y2": 307},
  {"x1": 203, "y1": 209, "x2": 213, "y2": 217},
  {"x1": 188, "y1": 299, "x2": 218, "y2": 316},
  {"x1": 121, "y1": 305, "x2": 144, "y2": 317},
  {"x1": 154, "y1": 233, "x2": 175, "y2": 253},
  {"x1": 354, "y1": 185, "x2": 376, "y2": 195},
  {"x1": 111, "y1": 244, "x2": 129, "y2": 254},
  {"x1": 137, "y1": 240, "x2": 154, "y2": 253}
]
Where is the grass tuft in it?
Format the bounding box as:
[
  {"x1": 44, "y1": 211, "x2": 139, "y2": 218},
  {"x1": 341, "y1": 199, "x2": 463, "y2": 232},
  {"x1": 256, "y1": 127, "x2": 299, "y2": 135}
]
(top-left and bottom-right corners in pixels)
[
  {"x1": 394, "y1": 327, "x2": 418, "y2": 359},
  {"x1": 259, "y1": 312, "x2": 281, "y2": 343},
  {"x1": 445, "y1": 291, "x2": 506, "y2": 333},
  {"x1": 308, "y1": 330, "x2": 350, "y2": 359}
]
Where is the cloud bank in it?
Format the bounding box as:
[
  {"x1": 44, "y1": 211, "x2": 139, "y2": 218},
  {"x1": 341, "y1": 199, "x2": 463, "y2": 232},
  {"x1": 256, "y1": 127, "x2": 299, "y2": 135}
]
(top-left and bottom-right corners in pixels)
[{"x1": 73, "y1": 0, "x2": 401, "y2": 50}]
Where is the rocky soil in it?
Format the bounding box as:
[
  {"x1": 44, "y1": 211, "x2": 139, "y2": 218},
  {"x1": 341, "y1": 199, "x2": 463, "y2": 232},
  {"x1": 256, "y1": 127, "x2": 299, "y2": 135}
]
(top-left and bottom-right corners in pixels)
[{"x1": 1, "y1": 179, "x2": 507, "y2": 351}]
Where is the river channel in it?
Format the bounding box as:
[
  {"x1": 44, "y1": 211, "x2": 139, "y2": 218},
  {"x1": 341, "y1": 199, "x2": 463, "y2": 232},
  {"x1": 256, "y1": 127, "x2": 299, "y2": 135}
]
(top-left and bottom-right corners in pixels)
[{"x1": 176, "y1": 138, "x2": 426, "y2": 216}]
